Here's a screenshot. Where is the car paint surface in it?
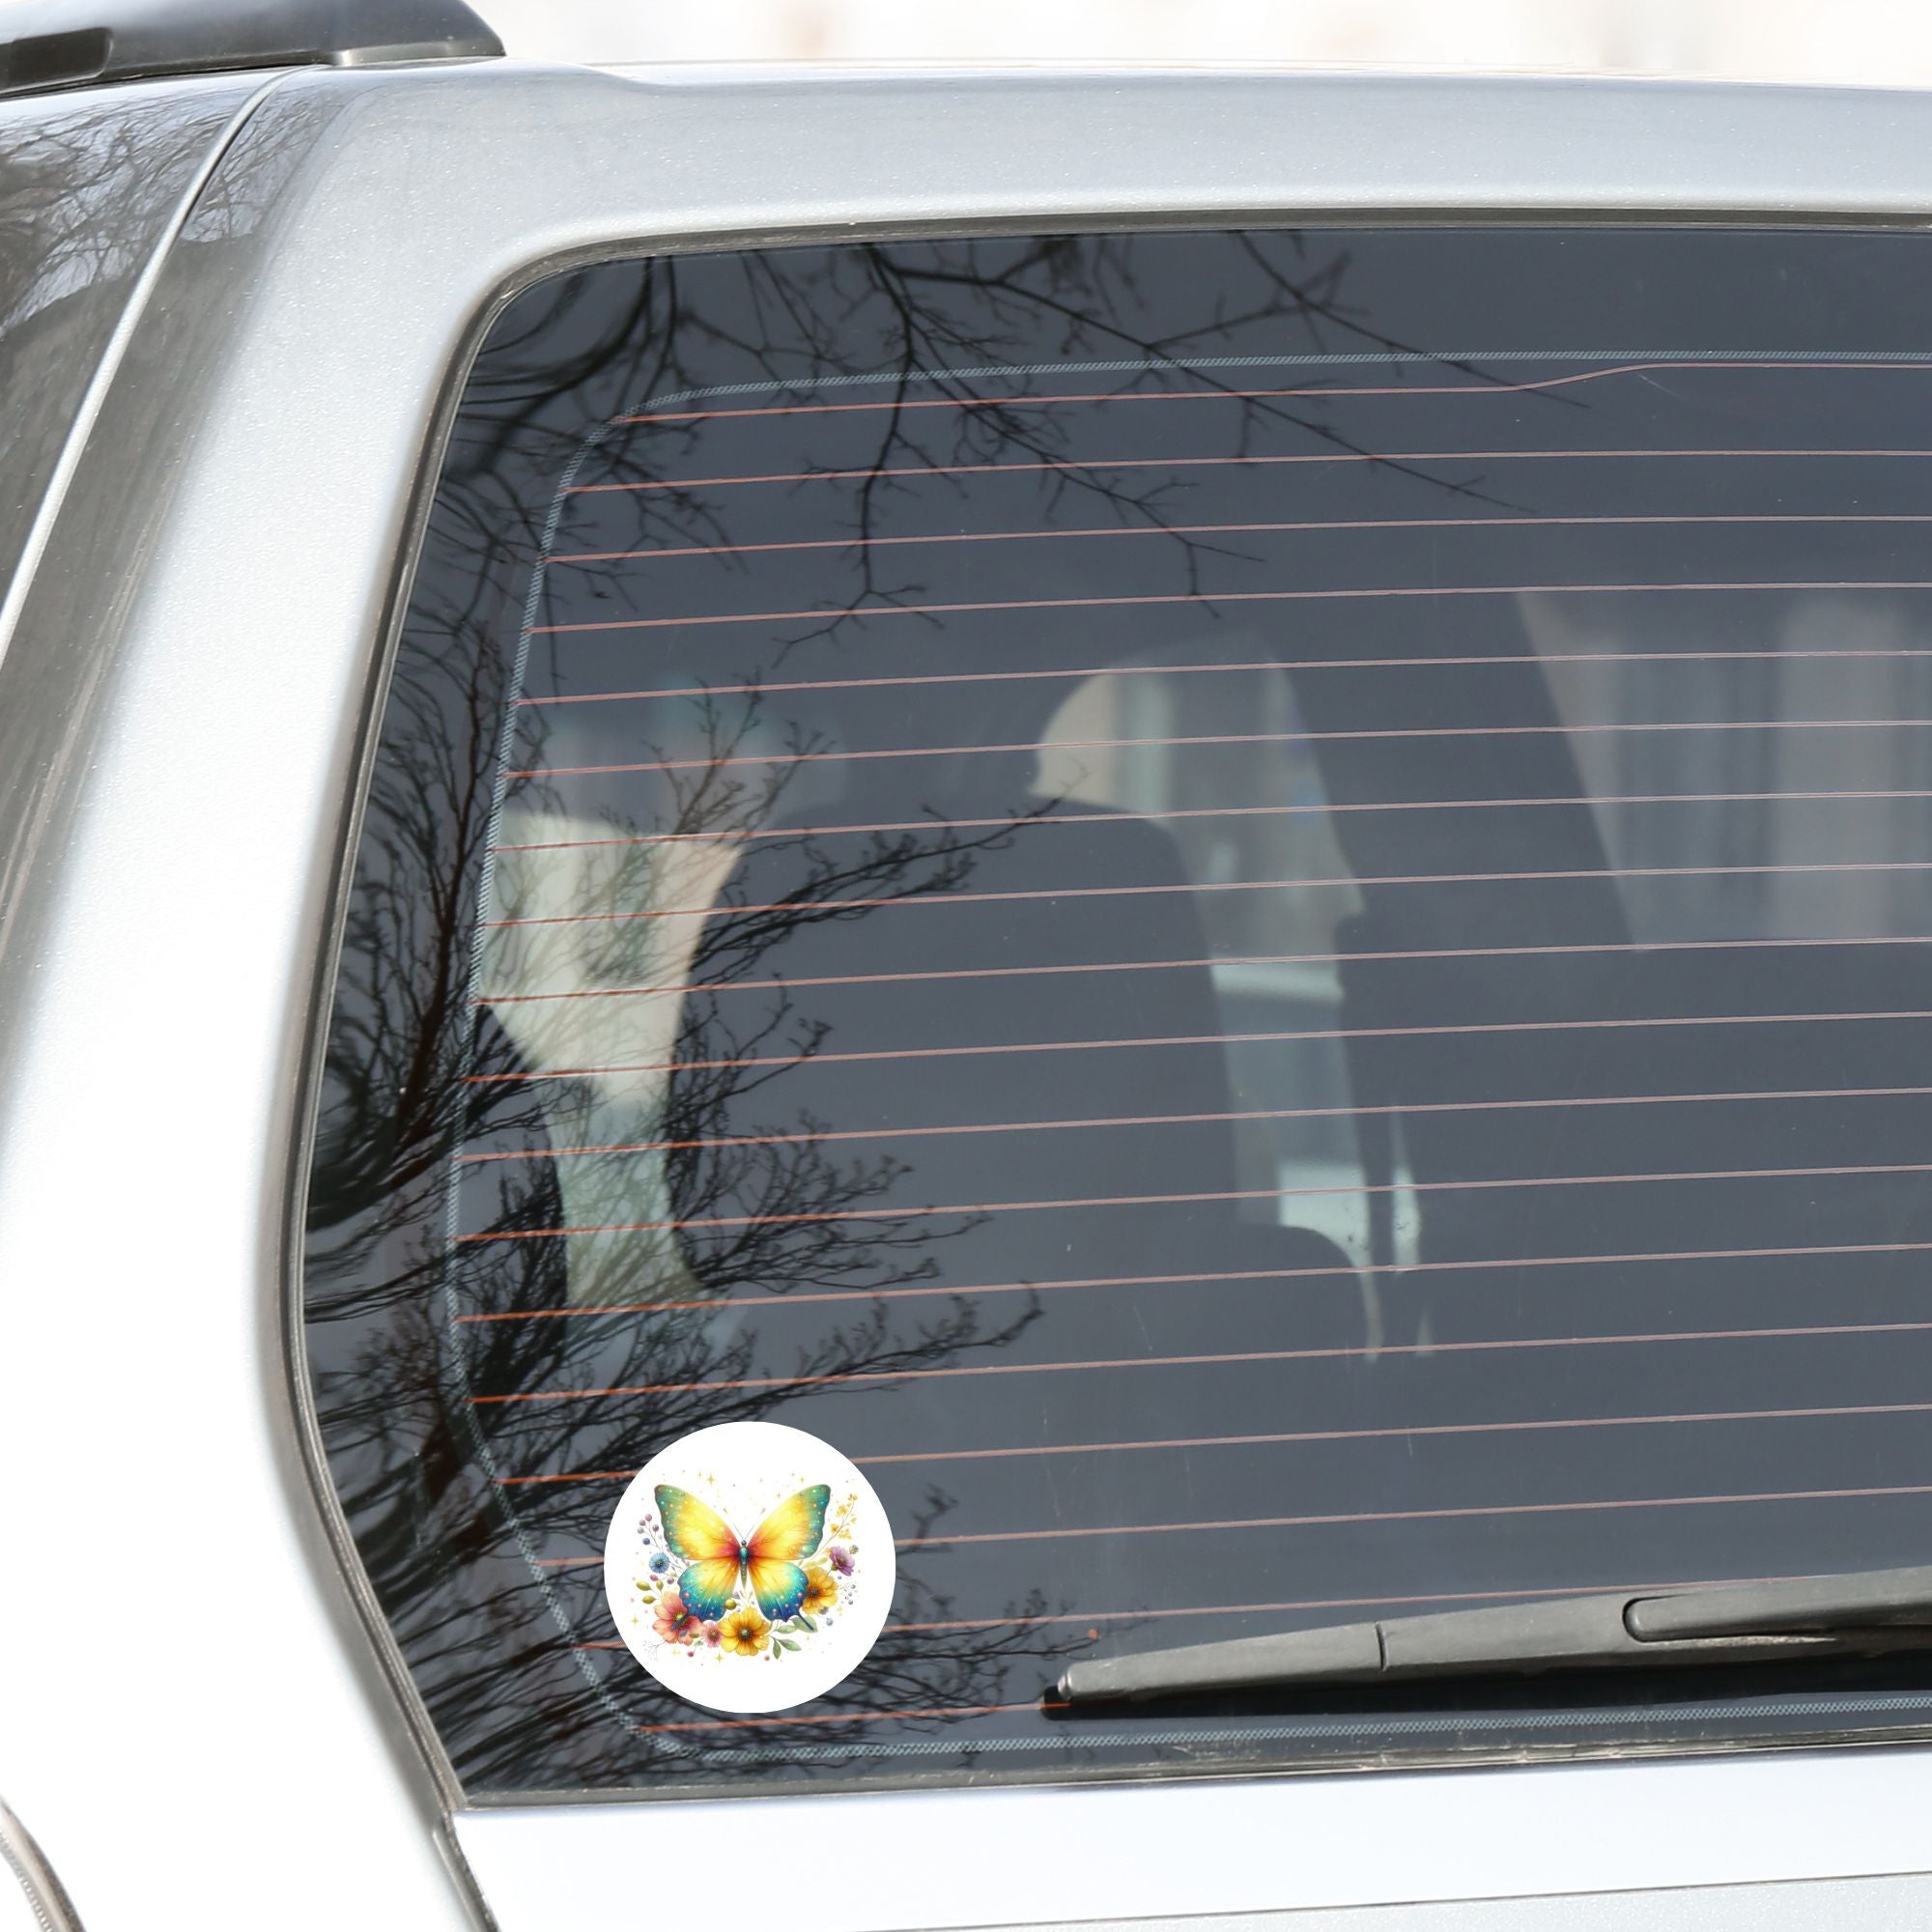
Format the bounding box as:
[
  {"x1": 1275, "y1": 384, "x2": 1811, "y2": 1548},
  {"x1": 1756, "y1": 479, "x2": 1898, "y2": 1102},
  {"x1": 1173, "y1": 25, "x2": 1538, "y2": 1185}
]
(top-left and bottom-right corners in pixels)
[{"x1": 0, "y1": 71, "x2": 262, "y2": 637}]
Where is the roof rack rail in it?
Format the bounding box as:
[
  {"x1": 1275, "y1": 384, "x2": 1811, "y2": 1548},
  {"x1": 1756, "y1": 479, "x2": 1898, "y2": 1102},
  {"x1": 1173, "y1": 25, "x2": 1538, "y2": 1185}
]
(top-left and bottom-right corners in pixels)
[{"x1": 0, "y1": 0, "x2": 503, "y2": 100}]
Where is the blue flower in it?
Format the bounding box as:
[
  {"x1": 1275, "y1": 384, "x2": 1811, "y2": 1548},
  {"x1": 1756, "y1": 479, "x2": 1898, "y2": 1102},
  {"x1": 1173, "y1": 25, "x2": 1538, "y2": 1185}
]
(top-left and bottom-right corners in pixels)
[{"x1": 648, "y1": 1550, "x2": 671, "y2": 1575}]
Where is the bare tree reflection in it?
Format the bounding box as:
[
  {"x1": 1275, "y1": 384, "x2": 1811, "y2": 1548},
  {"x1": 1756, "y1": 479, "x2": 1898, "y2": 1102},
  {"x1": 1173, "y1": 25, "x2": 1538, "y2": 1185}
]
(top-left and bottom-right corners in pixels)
[
  {"x1": 444, "y1": 233, "x2": 1543, "y2": 678},
  {"x1": 302, "y1": 230, "x2": 1524, "y2": 1790},
  {"x1": 309, "y1": 577, "x2": 1073, "y2": 1791}
]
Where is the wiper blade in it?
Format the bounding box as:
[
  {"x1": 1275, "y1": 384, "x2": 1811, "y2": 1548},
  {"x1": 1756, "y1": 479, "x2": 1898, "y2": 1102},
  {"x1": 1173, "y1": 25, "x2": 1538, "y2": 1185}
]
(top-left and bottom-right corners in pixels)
[{"x1": 1057, "y1": 1565, "x2": 1932, "y2": 1706}]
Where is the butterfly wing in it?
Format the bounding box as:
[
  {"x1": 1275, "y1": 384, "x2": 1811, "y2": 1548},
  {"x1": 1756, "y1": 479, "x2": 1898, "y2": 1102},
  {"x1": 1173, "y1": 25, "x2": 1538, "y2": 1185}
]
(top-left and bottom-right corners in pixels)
[
  {"x1": 656, "y1": 1485, "x2": 743, "y2": 1620},
  {"x1": 670, "y1": 1558, "x2": 741, "y2": 1622},
  {"x1": 744, "y1": 1557, "x2": 810, "y2": 1623},
  {"x1": 656, "y1": 1485, "x2": 738, "y2": 1561},
  {"x1": 746, "y1": 1485, "x2": 831, "y2": 1563},
  {"x1": 743, "y1": 1486, "x2": 831, "y2": 1621}
]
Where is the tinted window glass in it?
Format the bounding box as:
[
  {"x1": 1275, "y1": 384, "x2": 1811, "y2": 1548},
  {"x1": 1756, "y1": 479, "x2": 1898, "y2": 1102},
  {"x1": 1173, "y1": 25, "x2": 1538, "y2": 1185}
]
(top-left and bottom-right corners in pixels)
[{"x1": 306, "y1": 229, "x2": 1932, "y2": 1797}]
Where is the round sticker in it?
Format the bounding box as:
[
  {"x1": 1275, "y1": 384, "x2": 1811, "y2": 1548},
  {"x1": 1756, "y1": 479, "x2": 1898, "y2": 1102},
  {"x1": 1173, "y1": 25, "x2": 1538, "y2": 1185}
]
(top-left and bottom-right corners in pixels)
[{"x1": 602, "y1": 1420, "x2": 895, "y2": 1714}]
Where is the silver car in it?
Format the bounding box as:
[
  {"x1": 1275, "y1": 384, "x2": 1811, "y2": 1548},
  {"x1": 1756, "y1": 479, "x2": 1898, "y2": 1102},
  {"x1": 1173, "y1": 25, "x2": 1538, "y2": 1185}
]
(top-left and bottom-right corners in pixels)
[{"x1": 10, "y1": 3, "x2": 1932, "y2": 1926}]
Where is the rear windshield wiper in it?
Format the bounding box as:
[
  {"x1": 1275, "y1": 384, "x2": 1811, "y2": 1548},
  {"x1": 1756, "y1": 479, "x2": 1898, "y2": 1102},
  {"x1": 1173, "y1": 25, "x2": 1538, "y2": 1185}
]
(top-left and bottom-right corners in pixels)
[{"x1": 1057, "y1": 1566, "x2": 1932, "y2": 1705}]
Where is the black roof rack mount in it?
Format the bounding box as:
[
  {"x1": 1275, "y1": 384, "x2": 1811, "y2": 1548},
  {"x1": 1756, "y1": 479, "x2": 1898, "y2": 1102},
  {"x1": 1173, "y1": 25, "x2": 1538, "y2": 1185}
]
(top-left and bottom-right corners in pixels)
[{"x1": 0, "y1": 0, "x2": 503, "y2": 100}]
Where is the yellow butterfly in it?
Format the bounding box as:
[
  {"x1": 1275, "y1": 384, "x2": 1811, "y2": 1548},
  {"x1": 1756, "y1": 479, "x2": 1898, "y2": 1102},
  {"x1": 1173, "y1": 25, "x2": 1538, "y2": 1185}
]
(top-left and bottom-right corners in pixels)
[{"x1": 655, "y1": 1482, "x2": 830, "y2": 1622}]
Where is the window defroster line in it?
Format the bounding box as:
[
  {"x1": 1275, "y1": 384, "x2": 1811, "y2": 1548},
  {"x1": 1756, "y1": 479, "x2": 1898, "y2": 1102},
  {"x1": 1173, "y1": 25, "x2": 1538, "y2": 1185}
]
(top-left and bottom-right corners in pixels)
[{"x1": 465, "y1": 1317, "x2": 1932, "y2": 1406}]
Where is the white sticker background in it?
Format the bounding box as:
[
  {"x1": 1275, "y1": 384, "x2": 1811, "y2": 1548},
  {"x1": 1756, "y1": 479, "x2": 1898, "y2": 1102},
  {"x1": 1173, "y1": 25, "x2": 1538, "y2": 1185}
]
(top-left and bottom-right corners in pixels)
[{"x1": 602, "y1": 1420, "x2": 896, "y2": 1715}]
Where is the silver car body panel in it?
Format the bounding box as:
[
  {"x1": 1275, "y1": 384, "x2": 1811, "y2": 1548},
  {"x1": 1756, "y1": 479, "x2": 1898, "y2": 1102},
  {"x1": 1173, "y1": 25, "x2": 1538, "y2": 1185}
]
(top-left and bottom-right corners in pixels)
[
  {"x1": 0, "y1": 71, "x2": 265, "y2": 647},
  {"x1": 10, "y1": 57, "x2": 1932, "y2": 1929},
  {"x1": 458, "y1": 1748, "x2": 1932, "y2": 1929}
]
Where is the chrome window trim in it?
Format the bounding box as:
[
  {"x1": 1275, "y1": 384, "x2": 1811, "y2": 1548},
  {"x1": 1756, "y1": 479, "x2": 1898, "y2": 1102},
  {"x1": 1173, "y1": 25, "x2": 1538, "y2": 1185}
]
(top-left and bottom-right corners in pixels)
[
  {"x1": 11, "y1": 58, "x2": 1932, "y2": 1929},
  {"x1": 0, "y1": 1797, "x2": 84, "y2": 1932}
]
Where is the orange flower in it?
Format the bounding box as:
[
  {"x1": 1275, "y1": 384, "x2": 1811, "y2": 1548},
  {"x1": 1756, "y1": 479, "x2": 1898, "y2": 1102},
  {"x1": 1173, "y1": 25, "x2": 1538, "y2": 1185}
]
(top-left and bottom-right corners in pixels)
[
  {"x1": 652, "y1": 1588, "x2": 701, "y2": 1646},
  {"x1": 800, "y1": 1566, "x2": 838, "y2": 1616},
  {"x1": 719, "y1": 1605, "x2": 771, "y2": 1657}
]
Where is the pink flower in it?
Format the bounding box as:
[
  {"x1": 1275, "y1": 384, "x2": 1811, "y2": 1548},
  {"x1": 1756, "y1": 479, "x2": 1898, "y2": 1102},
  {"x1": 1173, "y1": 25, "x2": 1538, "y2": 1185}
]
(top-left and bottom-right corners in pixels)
[
  {"x1": 827, "y1": 1545, "x2": 854, "y2": 1576},
  {"x1": 652, "y1": 1588, "x2": 701, "y2": 1646},
  {"x1": 701, "y1": 1622, "x2": 723, "y2": 1649}
]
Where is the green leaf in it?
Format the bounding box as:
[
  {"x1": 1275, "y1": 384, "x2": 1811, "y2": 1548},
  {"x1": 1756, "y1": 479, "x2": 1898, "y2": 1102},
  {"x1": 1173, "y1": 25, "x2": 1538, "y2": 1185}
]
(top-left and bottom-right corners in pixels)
[
  {"x1": 777, "y1": 1637, "x2": 801, "y2": 1652},
  {"x1": 794, "y1": 1614, "x2": 817, "y2": 1633}
]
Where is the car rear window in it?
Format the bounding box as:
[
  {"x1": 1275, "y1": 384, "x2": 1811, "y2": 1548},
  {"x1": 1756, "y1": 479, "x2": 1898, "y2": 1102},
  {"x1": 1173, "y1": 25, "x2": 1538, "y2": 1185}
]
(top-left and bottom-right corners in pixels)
[{"x1": 304, "y1": 226, "x2": 1932, "y2": 1799}]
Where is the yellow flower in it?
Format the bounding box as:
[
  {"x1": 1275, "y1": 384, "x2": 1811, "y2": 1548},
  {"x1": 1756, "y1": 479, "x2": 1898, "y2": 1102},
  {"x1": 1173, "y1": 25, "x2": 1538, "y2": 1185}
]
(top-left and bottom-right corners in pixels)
[
  {"x1": 800, "y1": 1566, "x2": 838, "y2": 1616},
  {"x1": 719, "y1": 1605, "x2": 771, "y2": 1657}
]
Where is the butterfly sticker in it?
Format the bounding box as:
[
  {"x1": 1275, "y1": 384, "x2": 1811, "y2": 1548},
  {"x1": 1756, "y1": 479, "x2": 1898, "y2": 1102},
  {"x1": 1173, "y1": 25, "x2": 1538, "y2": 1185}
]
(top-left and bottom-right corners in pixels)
[
  {"x1": 607, "y1": 1422, "x2": 892, "y2": 1713},
  {"x1": 656, "y1": 1481, "x2": 831, "y2": 1623}
]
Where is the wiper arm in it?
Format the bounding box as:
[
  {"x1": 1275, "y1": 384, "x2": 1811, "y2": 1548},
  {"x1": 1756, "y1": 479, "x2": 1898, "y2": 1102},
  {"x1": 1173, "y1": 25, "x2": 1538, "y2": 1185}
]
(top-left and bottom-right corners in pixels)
[{"x1": 1057, "y1": 1565, "x2": 1932, "y2": 1706}]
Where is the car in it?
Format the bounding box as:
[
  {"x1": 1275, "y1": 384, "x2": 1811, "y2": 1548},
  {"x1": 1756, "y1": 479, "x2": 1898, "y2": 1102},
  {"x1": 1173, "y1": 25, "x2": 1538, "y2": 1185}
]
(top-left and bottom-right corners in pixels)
[{"x1": 10, "y1": 3, "x2": 1932, "y2": 1926}]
